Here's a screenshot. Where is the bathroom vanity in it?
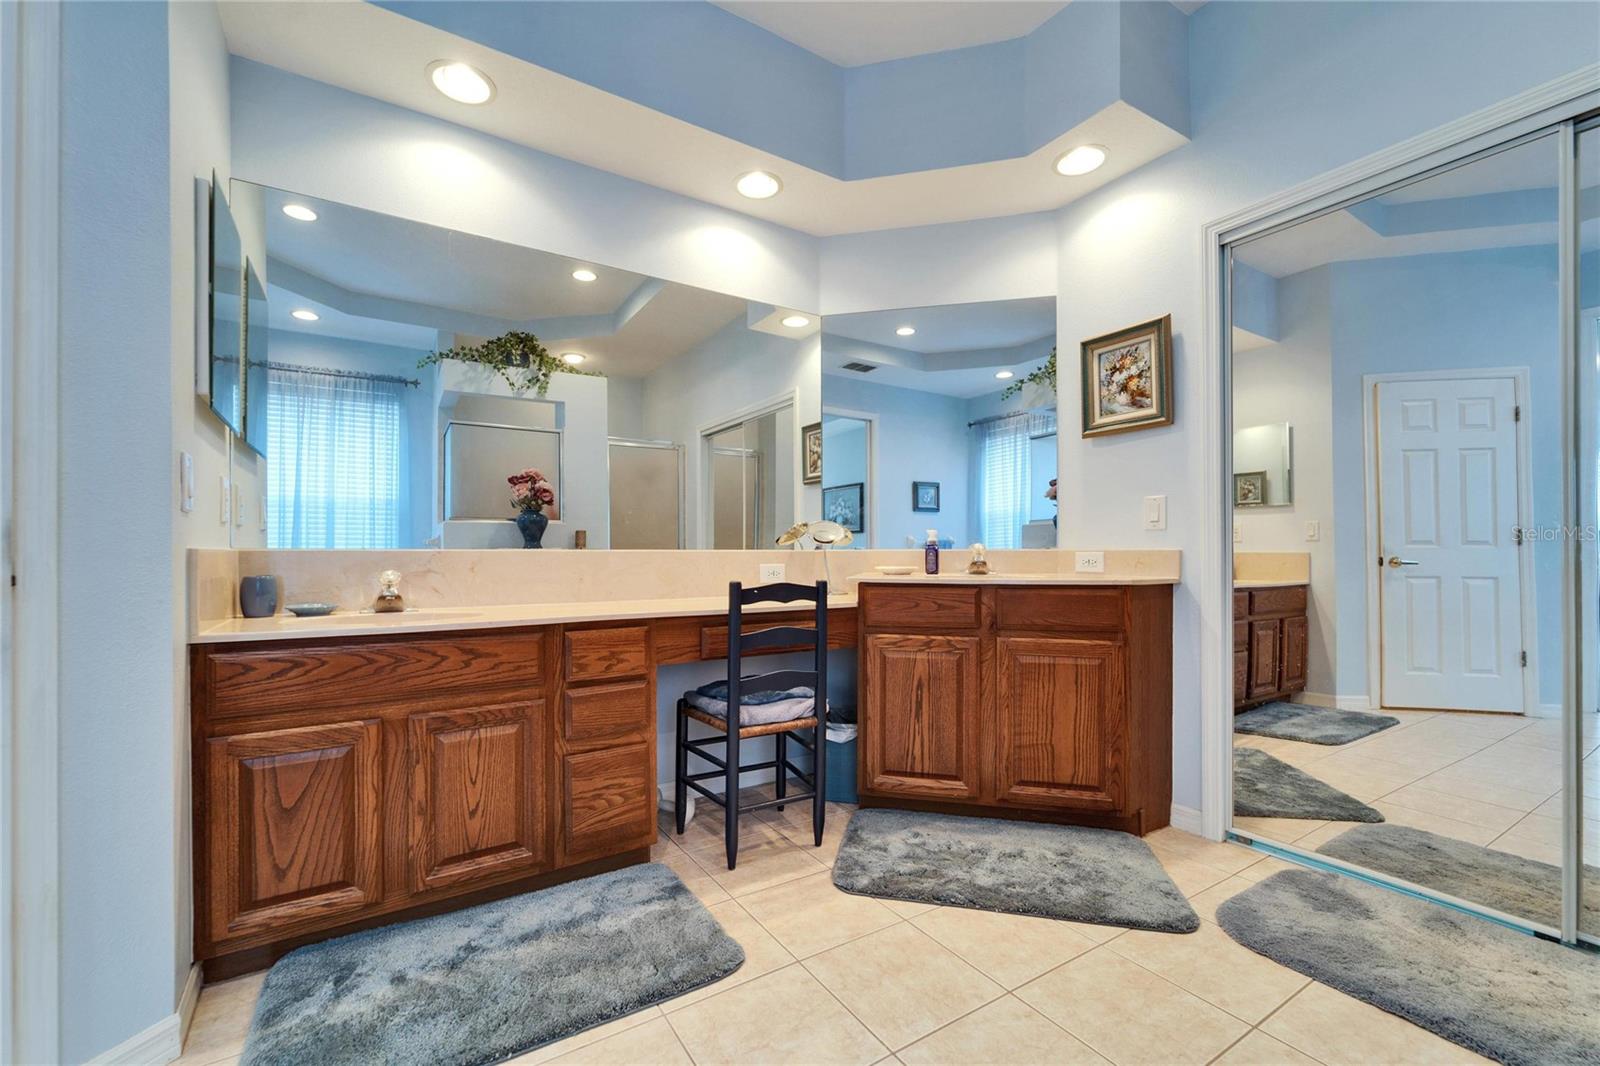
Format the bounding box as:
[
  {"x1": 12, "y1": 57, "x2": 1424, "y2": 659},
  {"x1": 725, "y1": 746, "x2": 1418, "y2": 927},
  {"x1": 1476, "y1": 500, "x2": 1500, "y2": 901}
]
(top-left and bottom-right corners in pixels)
[
  {"x1": 855, "y1": 575, "x2": 1175, "y2": 835},
  {"x1": 1232, "y1": 581, "x2": 1309, "y2": 709},
  {"x1": 188, "y1": 600, "x2": 857, "y2": 976}
]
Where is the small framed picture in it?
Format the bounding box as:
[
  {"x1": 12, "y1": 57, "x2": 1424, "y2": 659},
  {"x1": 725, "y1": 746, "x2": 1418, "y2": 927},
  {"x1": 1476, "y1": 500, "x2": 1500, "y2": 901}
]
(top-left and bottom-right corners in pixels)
[
  {"x1": 912, "y1": 481, "x2": 940, "y2": 513},
  {"x1": 822, "y1": 482, "x2": 864, "y2": 533},
  {"x1": 1234, "y1": 470, "x2": 1267, "y2": 507},
  {"x1": 1080, "y1": 314, "x2": 1173, "y2": 437},
  {"x1": 801, "y1": 421, "x2": 823, "y2": 485}
]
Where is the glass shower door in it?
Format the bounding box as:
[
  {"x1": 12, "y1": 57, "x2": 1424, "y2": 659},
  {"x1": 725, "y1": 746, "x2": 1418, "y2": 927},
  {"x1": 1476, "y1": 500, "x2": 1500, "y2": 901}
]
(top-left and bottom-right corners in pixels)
[{"x1": 607, "y1": 438, "x2": 683, "y2": 549}]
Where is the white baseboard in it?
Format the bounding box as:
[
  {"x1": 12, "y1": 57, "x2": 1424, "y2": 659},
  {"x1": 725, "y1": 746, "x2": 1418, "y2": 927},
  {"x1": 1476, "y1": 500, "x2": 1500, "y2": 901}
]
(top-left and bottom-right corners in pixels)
[
  {"x1": 1295, "y1": 691, "x2": 1374, "y2": 712},
  {"x1": 86, "y1": 965, "x2": 199, "y2": 1066},
  {"x1": 1532, "y1": 702, "x2": 1563, "y2": 719},
  {"x1": 1168, "y1": 804, "x2": 1205, "y2": 836}
]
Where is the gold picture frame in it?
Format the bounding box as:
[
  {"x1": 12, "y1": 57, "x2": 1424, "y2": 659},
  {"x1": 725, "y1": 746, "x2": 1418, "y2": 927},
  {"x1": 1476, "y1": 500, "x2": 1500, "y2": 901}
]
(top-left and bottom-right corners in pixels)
[
  {"x1": 1080, "y1": 314, "x2": 1173, "y2": 438},
  {"x1": 801, "y1": 421, "x2": 823, "y2": 484}
]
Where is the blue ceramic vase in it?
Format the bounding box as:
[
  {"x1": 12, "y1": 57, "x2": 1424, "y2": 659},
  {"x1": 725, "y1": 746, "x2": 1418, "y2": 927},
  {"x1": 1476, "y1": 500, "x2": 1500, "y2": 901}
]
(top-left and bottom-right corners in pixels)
[
  {"x1": 239, "y1": 575, "x2": 278, "y2": 618},
  {"x1": 516, "y1": 510, "x2": 549, "y2": 549}
]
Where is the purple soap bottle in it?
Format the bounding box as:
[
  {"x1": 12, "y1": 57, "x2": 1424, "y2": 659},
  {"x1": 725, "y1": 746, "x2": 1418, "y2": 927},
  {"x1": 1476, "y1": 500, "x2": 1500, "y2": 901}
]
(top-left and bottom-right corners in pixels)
[{"x1": 924, "y1": 529, "x2": 940, "y2": 575}]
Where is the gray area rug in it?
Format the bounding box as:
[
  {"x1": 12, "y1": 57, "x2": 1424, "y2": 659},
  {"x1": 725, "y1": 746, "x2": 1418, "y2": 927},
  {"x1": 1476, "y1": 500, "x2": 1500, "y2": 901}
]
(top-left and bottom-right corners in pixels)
[
  {"x1": 1234, "y1": 702, "x2": 1399, "y2": 745},
  {"x1": 240, "y1": 863, "x2": 744, "y2": 1066},
  {"x1": 1218, "y1": 868, "x2": 1600, "y2": 1066},
  {"x1": 832, "y1": 808, "x2": 1198, "y2": 933},
  {"x1": 1318, "y1": 823, "x2": 1600, "y2": 935},
  {"x1": 1234, "y1": 747, "x2": 1384, "y2": 822}
]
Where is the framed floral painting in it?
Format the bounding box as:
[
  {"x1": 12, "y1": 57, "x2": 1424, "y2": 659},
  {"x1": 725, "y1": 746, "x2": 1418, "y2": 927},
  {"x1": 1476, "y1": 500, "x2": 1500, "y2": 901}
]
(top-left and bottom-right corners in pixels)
[
  {"x1": 1079, "y1": 315, "x2": 1173, "y2": 437},
  {"x1": 801, "y1": 421, "x2": 823, "y2": 484}
]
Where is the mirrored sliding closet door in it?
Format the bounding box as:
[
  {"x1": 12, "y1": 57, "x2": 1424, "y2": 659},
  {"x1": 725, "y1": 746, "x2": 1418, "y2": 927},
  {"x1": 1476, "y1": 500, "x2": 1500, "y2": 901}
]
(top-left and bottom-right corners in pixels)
[{"x1": 1224, "y1": 122, "x2": 1600, "y2": 944}]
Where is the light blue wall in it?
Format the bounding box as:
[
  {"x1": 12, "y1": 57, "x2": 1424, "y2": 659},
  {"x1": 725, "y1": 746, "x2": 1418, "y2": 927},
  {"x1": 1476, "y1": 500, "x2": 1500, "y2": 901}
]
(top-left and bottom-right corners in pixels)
[
  {"x1": 1329, "y1": 244, "x2": 1564, "y2": 706},
  {"x1": 823, "y1": 375, "x2": 974, "y2": 547},
  {"x1": 60, "y1": 3, "x2": 177, "y2": 1060}
]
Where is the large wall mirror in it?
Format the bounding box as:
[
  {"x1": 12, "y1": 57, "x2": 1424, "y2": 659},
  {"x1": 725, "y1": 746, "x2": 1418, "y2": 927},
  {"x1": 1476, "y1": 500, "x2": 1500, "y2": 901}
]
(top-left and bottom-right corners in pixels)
[
  {"x1": 819, "y1": 297, "x2": 1057, "y2": 549},
  {"x1": 224, "y1": 180, "x2": 819, "y2": 549}
]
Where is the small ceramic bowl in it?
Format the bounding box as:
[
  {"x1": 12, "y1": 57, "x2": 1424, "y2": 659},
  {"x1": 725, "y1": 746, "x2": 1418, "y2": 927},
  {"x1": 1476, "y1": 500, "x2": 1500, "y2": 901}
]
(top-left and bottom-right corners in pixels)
[
  {"x1": 874, "y1": 565, "x2": 916, "y2": 576},
  {"x1": 285, "y1": 602, "x2": 338, "y2": 617}
]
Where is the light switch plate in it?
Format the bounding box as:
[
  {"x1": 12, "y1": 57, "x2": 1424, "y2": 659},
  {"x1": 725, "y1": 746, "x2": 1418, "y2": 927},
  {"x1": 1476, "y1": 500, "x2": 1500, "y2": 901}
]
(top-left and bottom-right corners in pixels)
[
  {"x1": 179, "y1": 452, "x2": 195, "y2": 513},
  {"x1": 1233, "y1": 523, "x2": 1243, "y2": 544},
  {"x1": 233, "y1": 484, "x2": 245, "y2": 527},
  {"x1": 1143, "y1": 494, "x2": 1167, "y2": 531},
  {"x1": 219, "y1": 475, "x2": 231, "y2": 525},
  {"x1": 758, "y1": 563, "x2": 786, "y2": 583},
  {"x1": 260, "y1": 494, "x2": 269, "y2": 532},
  {"x1": 1305, "y1": 520, "x2": 1320, "y2": 542},
  {"x1": 1074, "y1": 551, "x2": 1105, "y2": 573}
]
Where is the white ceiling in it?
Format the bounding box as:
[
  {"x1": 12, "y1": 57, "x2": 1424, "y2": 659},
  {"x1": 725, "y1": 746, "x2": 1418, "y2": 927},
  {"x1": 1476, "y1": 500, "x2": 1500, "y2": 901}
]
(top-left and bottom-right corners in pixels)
[
  {"x1": 219, "y1": 2, "x2": 1186, "y2": 237},
  {"x1": 826, "y1": 296, "x2": 1055, "y2": 352},
  {"x1": 713, "y1": 2, "x2": 1068, "y2": 67}
]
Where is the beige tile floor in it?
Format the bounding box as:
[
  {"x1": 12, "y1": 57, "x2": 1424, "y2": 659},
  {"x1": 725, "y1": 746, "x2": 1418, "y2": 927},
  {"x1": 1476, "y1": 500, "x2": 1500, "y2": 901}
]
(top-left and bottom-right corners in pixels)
[
  {"x1": 1234, "y1": 708, "x2": 1600, "y2": 876},
  {"x1": 175, "y1": 794, "x2": 1499, "y2": 1066}
]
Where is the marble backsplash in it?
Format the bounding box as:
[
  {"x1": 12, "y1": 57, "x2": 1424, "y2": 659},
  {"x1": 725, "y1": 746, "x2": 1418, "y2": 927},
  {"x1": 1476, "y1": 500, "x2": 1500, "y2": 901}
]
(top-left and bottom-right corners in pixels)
[{"x1": 192, "y1": 547, "x2": 1181, "y2": 628}]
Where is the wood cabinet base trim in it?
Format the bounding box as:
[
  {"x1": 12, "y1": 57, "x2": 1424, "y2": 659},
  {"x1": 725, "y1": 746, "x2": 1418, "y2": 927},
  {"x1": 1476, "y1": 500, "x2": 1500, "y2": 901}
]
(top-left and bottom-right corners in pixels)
[
  {"x1": 858, "y1": 795, "x2": 1153, "y2": 835},
  {"x1": 199, "y1": 848, "x2": 649, "y2": 981}
]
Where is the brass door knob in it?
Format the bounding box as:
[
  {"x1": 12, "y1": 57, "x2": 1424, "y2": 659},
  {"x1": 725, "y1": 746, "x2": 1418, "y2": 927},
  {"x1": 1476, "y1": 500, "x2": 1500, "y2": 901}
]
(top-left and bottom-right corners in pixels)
[{"x1": 1386, "y1": 556, "x2": 1420, "y2": 568}]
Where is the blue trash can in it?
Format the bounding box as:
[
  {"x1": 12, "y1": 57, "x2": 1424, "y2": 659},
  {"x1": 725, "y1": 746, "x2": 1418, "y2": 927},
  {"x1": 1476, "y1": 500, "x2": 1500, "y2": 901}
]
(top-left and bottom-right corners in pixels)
[{"x1": 825, "y1": 729, "x2": 858, "y2": 804}]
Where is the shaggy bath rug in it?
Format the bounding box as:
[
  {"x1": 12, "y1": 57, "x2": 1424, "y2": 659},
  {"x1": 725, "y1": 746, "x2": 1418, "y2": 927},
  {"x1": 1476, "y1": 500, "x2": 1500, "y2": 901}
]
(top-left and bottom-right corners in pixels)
[
  {"x1": 240, "y1": 863, "x2": 743, "y2": 1066},
  {"x1": 831, "y1": 808, "x2": 1198, "y2": 933},
  {"x1": 1318, "y1": 823, "x2": 1600, "y2": 934},
  {"x1": 1233, "y1": 747, "x2": 1384, "y2": 822},
  {"x1": 1218, "y1": 868, "x2": 1600, "y2": 1066},
  {"x1": 1233, "y1": 702, "x2": 1399, "y2": 745}
]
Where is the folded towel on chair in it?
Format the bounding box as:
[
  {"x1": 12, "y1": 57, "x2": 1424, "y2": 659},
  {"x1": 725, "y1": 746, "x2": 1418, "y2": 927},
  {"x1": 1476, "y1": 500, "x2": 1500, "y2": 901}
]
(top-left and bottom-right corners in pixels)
[{"x1": 685, "y1": 680, "x2": 817, "y2": 726}]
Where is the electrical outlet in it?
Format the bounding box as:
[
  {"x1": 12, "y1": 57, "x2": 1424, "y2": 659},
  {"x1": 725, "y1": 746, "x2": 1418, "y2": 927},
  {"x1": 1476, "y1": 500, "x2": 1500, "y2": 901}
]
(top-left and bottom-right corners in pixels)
[
  {"x1": 1233, "y1": 523, "x2": 1243, "y2": 544},
  {"x1": 1143, "y1": 494, "x2": 1167, "y2": 531},
  {"x1": 1074, "y1": 551, "x2": 1105, "y2": 573},
  {"x1": 219, "y1": 475, "x2": 231, "y2": 525},
  {"x1": 179, "y1": 452, "x2": 195, "y2": 513},
  {"x1": 1305, "y1": 520, "x2": 1320, "y2": 542},
  {"x1": 759, "y1": 563, "x2": 786, "y2": 583}
]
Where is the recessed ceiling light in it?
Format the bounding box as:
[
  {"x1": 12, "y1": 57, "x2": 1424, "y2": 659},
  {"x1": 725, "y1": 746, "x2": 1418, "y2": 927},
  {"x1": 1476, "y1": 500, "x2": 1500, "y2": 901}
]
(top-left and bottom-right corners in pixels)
[
  {"x1": 995, "y1": 370, "x2": 1015, "y2": 380},
  {"x1": 781, "y1": 314, "x2": 811, "y2": 328},
  {"x1": 291, "y1": 309, "x2": 320, "y2": 322},
  {"x1": 428, "y1": 60, "x2": 495, "y2": 105},
  {"x1": 896, "y1": 326, "x2": 916, "y2": 337},
  {"x1": 560, "y1": 352, "x2": 586, "y2": 366},
  {"x1": 281, "y1": 204, "x2": 317, "y2": 222},
  {"x1": 1054, "y1": 144, "x2": 1108, "y2": 176},
  {"x1": 736, "y1": 171, "x2": 782, "y2": 199},
  {"x1": 571, "y1": 268, "x2": 598, "y2": 283}
]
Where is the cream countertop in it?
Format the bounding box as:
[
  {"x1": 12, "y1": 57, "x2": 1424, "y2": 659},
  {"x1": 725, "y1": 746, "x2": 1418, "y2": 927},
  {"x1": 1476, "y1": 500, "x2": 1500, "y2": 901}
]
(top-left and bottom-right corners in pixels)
[
  {"x1": 192, "y1": 592, "x2": 858, "y2": 644},
  {"x1": 1233, "y1": 579, "x2": 1310, "y2": 589},
  {"x1": 850, "y1": 571, "x2": 1179, "y2": 586}
]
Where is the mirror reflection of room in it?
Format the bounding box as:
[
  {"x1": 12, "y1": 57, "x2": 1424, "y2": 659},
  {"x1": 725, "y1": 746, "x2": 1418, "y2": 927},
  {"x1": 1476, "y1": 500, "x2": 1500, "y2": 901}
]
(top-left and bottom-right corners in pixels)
[
  {"x1": 1227, "y1": 131, "x2": 1593, "y2": 936},
  {"x1": 223, "y1": 181, "x2": 819, "y2": 550},
  {"x1": 820, "y1": 298, "x2": 1058, "y2": 550}
]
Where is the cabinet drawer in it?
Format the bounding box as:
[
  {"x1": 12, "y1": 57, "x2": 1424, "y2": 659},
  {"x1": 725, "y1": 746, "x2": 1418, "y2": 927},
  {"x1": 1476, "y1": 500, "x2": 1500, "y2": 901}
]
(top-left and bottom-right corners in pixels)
[
  {"x1": 204, "y1": 634, "x2": 545, "y2": 719},
  {"x1": 564, "y1": 681, "x2": 651, "y2": 744},
  {"x1": 700, "y1": 619, "x2": 818, "y2": 659},
  {"x1": 1249, "y1": 585, "x2": 1307, "y2": 615},
  {"x1": 862, "y1": 586, "x2": 980, "y2": 630},
  {"x1": 996, "y1": 587, "x2": 1123, "y2": 631},
  {"x1": 561, "y1": 743, "x2": 654, "y2": 860},
  {"x1": 1232, "y1": 590, "x2": 1249, "y2": 618},
  {"x1": 1233, "y1": 621, "x2": 1248, "y2": 651},
  {"x1": 564, "y1": 627, "x2": 649, "y2": 682}
]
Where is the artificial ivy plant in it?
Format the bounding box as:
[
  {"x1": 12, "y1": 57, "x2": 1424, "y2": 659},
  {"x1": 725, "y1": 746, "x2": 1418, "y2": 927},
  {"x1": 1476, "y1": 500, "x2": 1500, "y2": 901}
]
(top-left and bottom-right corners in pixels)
[
  {"x1": 418, "y1": 330, "x2": 600, "y2": 397},
  {"x1": 1000, "y1": 346, "x2": 1056, "y2": 402}
]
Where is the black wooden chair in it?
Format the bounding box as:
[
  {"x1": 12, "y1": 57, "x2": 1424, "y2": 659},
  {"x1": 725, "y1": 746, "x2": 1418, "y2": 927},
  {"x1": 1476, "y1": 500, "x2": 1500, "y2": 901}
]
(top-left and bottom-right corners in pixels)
[{"x1": 674, "y1": 580, "x2": 827, "y2": 870}]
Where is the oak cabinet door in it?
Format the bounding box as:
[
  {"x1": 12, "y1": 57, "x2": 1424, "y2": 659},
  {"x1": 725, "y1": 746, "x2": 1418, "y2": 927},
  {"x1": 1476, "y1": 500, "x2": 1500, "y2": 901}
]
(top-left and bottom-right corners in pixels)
[
  {"x1": 204, "y1": 719, "x2": 382, "y2": 945},
  {"x1": 407, "y1": 702, "x2": 547, "y2": 894},
  {"x1": 1233, "y1": 649, "x2": 1249, "y2": 705},
  {"x1": 995, "y1": 637, "x2": 1126, "y2": 810},
  {"x1": 1280, "y1": 613, "x2": 1309, "y2": 693},
  {"x1": 1248, "y1": 619, "x2": 1282, "y2": 698},
  {"x1": 861, "y1": 633, "x2": 982, "y2": 800}
]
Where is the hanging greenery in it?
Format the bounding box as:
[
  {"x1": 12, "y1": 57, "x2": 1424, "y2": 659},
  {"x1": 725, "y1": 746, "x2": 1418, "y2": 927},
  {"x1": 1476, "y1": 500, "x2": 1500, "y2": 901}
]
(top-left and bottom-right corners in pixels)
[
  {"x1": 1000, "y1": 346, "x2": 1056, "y2": 402},
  {"x1": 418, "y1": 331, "x2": 600, "y2": 397}
]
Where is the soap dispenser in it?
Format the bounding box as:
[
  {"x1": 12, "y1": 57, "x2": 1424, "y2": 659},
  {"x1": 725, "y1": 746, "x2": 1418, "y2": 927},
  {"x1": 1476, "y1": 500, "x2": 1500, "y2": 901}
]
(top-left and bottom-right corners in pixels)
[
  {"x1": 924, "y1": 529, "x2": 940, "y2": 575},
  {"x1": 373, "y1": 569, "x2": 406, "y2": 613}
]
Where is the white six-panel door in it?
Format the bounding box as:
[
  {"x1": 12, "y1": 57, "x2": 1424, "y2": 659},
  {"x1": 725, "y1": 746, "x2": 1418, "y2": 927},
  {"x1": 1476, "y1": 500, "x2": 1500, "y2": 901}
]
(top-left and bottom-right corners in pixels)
[{"x1": 1375, "y1": 375, "x2": 1525, "y2": 712}]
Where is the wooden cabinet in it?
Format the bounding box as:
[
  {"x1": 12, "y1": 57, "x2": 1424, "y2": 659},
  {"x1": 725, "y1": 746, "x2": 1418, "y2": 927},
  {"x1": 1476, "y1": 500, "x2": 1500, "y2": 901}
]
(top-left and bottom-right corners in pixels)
[
  {"x1": 861, "y1": 633, "x2": 982, "y2": 801},
  {"x1": 858, "y1": 582, "x2": 1172, "y2": 835},
  {"x1": 1234, "y1": 584, "x2": 1309, "y2": 710},
  {"x1": 203, "y1": 719, "x2": 382, "y2": 945}
]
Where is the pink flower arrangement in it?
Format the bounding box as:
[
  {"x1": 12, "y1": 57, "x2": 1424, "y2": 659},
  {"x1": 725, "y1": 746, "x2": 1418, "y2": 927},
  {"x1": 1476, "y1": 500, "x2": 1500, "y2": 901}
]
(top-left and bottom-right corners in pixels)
[
  {"x1": 1046, "y1": 477, "x2": 1058, "y2": 503},
  {"x1": 509, "y1": 468, "x2": 556, "y2": 514}
]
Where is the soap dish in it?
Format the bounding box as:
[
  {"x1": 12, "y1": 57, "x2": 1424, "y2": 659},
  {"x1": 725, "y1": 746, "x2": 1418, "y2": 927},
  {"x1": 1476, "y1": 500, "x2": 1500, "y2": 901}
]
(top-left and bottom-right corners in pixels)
[
  {"x1": 874, "y1": 565, "x2": 916, "y2": 576},
  {"x1": 285, "y1": 602, "x2": 338, "y2": 617}
]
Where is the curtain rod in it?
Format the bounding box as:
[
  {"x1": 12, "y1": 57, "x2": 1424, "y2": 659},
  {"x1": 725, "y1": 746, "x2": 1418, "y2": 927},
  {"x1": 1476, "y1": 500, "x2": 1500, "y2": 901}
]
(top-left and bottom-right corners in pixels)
[
  {"x1": 967, "y1": 406, "x2": 1057, "y2": 428},
  {"x1": 259, "y1": 359, "x2": 421, "y2": 388}
]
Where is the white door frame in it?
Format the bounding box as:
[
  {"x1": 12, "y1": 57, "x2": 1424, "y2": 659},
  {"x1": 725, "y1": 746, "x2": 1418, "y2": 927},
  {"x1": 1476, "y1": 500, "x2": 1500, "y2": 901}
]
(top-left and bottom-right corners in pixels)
[
  {"x1": 3, "y1": 1, "x2": 63, "y2": 1060},
  {"x1": 822, "y1": 405, "x2": 878, "y2": 547},
  {"x1": 1199, "y1": 64, "x2": 1600, "y2": 844},
  {"x1": 1360, "y1": 367, "x2": 1537, "y2": 716}
]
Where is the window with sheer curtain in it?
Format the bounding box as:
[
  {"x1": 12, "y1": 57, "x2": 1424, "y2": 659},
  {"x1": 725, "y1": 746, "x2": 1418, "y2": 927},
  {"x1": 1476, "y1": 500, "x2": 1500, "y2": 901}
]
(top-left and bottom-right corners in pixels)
[
  {"x1": 266, "y1": 367, "x2": 408, "y2": 549},
  {"x1": 974, "y1": 410, "x2": 1057, "y2": 548}
]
